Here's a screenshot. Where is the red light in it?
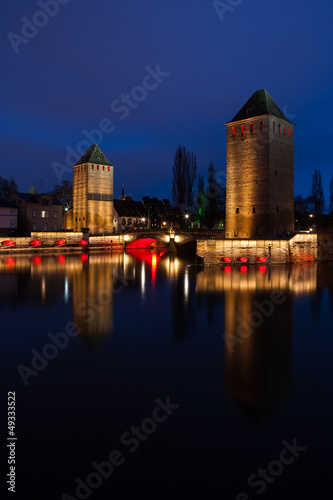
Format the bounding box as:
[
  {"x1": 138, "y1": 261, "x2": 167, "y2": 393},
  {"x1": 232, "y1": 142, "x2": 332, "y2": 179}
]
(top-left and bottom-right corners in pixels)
[
  {"x1": 224, "y1": 266, "x2": 232, "y2": 273},
  {"x1": 240, "y1": 266, "x2": 248, "y2": 273},
  {"x1": 239, "y1": 257, "x2": 248, "y2": 263},
  {"x1": 283, "y1": 125, "x2": 286, "y2": 135},
  {"x1": 77, "y1": 240, "x2": 88, "y2": 246},
  {"x1": 250, "y1": 122, "x2": 254, "y2": 132},
  {"x1": 258, "y1": 266, "x2": 266, "y2": 274},
  {"x1": 54, "y1": 239, "x2": 66, "y2": 246},
  {"x1": 222, "y1": 257, "x2": 232, "y2": 263},
  {"x1": 58, "y1": 255, "x2": 66, "y2": 263},
  {"x1": 256, "y1": 256, "x2": 267, "y2": 263},
  {"x1": 232, "y1": 126, "x2": 236, "y2": 136},
  {"x1": 288, "y1": 128, "x2": 291, "y2": 137},
  {"x1": 260, "y1": 121, "x2": 264, "y2": 130},
  {"x1": 127, "y1": 238, "x2": 157, "y2": 250},
  {"x1": 29, "y1": 239, "x2": 42, "y2": 247},
  {"x1": 1, "y1": 240, "x2": 15, "y2": 247},
  {"x1": 32, "y1": 256, "x2": 42, "y2": 265},
  {"x1": 80, "y1": 254, "x2": 89, "y2": 262},
  {"x1": 6, "y1": 258, "x2": 15, "y2": 267},
  {"x1": 241, "y1": 124, "x2": 245, "y2": 134}
]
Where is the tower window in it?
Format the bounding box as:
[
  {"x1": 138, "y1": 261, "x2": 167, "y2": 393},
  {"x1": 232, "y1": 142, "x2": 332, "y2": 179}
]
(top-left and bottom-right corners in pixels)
[
  {"x1": 97, "y1": 165, "x2": 99, "y2": 170},
  {"x1": 108, "y1": 167, "x2": 110, "y2": 171},
  {"x1": 273, "y1": 122, "x2": 275, "y2": 132},
  {"x1": 253, "y1": 206, "x2": 256, "y2": 213},
  {"x1": 91, "y1": 165, "x2": 94, "y2": 169},
  {"x1": 232, "y1": 126, "x2": 236, "y2": 136},
  {"x1": 102, "y1": 166, "x2": 105, "y2": 171},
  {"x1": 283, "y1": 125, "x2": 286, "y2": 135},
  {"x1": 241, "y1": 125, "x2": 245, "y2": 134},
  {"x1": 278, "y1": 123, "x2": 281, "y2": 133},
  {"x1": 250, "y1": 123, "x2": 254, "y2": 132},
  {"x1": 236, "y1": 207, "x2": 239, "y2": 214},
  {"x1": 288, "y1": 128, "x2": 291, "y2": 137},
  {"x1": 260, "y1": 121, "x2": 264, "y2": 130}
]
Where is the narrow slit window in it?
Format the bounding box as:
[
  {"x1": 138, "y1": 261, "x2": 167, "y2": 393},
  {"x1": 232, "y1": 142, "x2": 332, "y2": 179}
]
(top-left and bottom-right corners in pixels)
[
  {"x1": 232, "y1": 126, "x2": 236, "y2": 136},
  {"x1": 241, "y1": 125, "x2": 245, "y2": 134},
  {"x1": 283, "y1": 125, "x2": 286, "y2": 135},
  {"x1": 260, "y1": 120, "x2": 264, "y2": 130},
  {"x1": 250, "y1": 123, "x2": 254, "y2": 132},
  {"x1": 288, "y1": 128, "x2": 291, "y2": 137},
  {"x1": 253, "y1": 206, "x2": 256, "y2": 213},
  {"x1": 236, "y1": 207, "x2": 239, "y2": 214},
  {"x1": 278, "y1": 123, "x2": 281, "y2": 133}
]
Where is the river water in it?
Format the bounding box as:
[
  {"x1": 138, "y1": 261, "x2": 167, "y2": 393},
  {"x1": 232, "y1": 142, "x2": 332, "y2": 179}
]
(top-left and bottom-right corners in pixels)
[{"x1": 1, "y1": 251, "x2": 332, "y2": 500}]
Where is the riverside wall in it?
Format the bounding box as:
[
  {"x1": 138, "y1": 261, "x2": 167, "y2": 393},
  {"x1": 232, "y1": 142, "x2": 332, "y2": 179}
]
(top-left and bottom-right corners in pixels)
[{"x1": 197, "y1": 234, "x2": 318, "y2": 265}]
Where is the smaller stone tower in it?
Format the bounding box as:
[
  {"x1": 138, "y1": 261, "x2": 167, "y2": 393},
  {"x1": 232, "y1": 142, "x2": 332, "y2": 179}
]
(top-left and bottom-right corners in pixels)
[
  {"x1": 72, "y1": 144, "x2": 114, "y2": 234},
  {"x1": 225, "y1": 89, "x2": 295, "y2": 238}
]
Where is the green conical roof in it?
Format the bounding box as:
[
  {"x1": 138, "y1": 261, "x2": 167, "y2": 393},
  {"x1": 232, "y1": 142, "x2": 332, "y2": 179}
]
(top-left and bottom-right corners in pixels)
[
  {"x1": 28, "y1": 186, "x2": 38, "y2": 194},
  {"x1": 75, "y1": 144, "x2": 113, "y2": 166},
  {"x1": 227, "y1": 89, "x2": 293, "y2": 124}
]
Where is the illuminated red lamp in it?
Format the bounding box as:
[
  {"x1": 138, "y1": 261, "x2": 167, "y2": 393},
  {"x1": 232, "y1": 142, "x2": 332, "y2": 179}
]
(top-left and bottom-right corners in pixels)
[
  {"x1": 256, "y1": 256, "x2": 267, "y2": 263},
  {"x1": 80, "y1": 254, "x2": 89, "y2": 262},
  {"x1": 1, "y1": 240, "x2": 16, "y2": 247},
  {"x1": 54, "y1": 239, "x2": 66, "y2": 246},
  {"x1": 29, "y1": 239, "x2": 42, "y2": 247},
  {"x1": 221, "y1": 257, "x2": 232, "y2": 263},
  {"x1": 77, "y1": 240, "x2": 88, "y2": 246},
  {"x1": 283, "y1": 125, "x2": 286, "y2": 135},
  {"x1": 237, "y1": 257, "x2": 248, "y2": 263},
  {"x1": 288, "y1": 128, "x2": 291, "y2": 137}
]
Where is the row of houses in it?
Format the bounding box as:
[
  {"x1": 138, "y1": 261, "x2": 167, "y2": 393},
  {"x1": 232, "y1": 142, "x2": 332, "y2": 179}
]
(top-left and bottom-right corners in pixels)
[{"x1": 0, "y1": 187, "x2": 182, "y2": 236}]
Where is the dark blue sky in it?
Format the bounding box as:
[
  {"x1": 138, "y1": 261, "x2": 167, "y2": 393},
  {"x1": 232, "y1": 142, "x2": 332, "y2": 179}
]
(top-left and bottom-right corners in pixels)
[{"x1": 1, "y1": 0, "x2": 332, "y2": 206}]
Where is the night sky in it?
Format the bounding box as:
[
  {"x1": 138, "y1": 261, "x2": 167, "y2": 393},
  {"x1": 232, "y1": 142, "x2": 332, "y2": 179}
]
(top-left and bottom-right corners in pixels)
[{"x1": 1, "y1": 0, "x2": 333, "y2": 206}]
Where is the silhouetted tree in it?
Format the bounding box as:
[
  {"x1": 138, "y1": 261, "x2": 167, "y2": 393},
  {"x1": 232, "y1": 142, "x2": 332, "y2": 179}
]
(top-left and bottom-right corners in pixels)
[
  {"x1": 205, "y1": 162, "x2": 226, "y2": 229},
  {"x1": 172, "y1": 145, "x2": 197, "y2": 209},
  {"x1": 0, "y1": 176, "x2": 18, "y2": 199},
  {"x1": 311, "y1": 169, "x2": 325, "y2": 214},
  {"x1": 50, "y1": 180, "x2": 73, "y2": 208},
  {"x1": 329, "y1": 175, "x2": 333, "y2": 213}
]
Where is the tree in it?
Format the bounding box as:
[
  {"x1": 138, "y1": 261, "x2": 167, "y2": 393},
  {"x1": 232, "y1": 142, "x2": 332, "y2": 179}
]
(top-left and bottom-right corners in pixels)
[
  {"x1": 172, "y1": 145, "x2": 197, "y2": 209},
  {"x1": 0, "y1": 176, "x2": 18, "y2": 199},
  {"x1": 311, "y1": 169, "x2": 325, "y2": 214},
  {"x1": 195, "y1": 174, "x2": 206, "y2": 225},
  {"x1": 205, "y1": 162, "x2": 225, "y2": 229},
  {"x1": 50, "y1": 180, "x2": 73, "y2": 208},
  {"x1": 329, "y1": 175, "x2": 333, "y2": 213}
]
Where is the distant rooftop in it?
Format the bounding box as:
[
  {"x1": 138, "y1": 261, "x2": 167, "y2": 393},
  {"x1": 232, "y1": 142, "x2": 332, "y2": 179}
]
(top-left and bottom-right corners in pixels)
[
  {"x1": 227, "y1": 89, "x2": 293, "y2": 124},
  {"x1": 75, "y1": 144, "x2": 113, "y2": 167}
]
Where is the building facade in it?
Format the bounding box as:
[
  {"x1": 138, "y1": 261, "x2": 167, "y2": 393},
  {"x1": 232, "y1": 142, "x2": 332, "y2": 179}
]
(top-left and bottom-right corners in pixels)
[
  {"x1": 6, "y1": 189, "x2": 63, "y2": 234},
  {"x1": 72, "y1": 144, "x2": 114, "y2": 235},
  {"x1": 0, "y1": 199, "x2": 18, "y2": 235},
  {"x1": 225, "y1": 89, "x2": 294, "y2": 238}
]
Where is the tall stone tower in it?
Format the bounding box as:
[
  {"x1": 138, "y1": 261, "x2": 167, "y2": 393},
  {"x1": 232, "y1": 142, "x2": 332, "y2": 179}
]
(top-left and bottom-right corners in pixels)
[
  {"x1": 225, "y1": 89, "x2": 294, "y2": 238},
  {"x1": 72, "y1": 144, "x2": 114, "y2": 234}
]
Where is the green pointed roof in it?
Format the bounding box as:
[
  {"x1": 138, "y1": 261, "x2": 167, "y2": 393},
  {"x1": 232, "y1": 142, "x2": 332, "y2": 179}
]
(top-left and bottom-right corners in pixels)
[
  {"x1": 28, "y1": 186, "x2": 38, "y2": 194},
  {"x1": 75, "y1": 144, "x2": 113, "y2": 166},
  {"x1": 227, "y1": 89, "x2": 293, "y2": 124}
]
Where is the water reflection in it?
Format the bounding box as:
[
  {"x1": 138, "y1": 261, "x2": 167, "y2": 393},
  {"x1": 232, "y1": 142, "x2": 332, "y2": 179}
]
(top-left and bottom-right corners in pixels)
[{"x1": 195, "y1": 263, "x2": 322, "y2": 420}]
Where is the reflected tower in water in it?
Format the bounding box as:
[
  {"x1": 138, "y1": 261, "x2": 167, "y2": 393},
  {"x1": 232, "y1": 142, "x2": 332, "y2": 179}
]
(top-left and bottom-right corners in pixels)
[
  {"x1": 196, "y1": 264, "x2": 317, "y2": 420},
  {"x1": 72, "y1": 254, "x2": 115, "y2": 349}
]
